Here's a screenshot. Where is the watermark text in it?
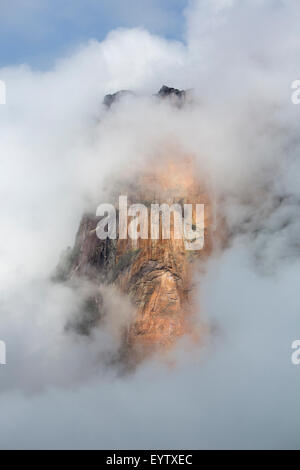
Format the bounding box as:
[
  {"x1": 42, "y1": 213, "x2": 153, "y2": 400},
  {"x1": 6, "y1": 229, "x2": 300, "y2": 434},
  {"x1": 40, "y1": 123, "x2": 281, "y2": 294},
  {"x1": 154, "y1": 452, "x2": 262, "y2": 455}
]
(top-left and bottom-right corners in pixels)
[
  {"x1": 0, "y1": 80, "x2": 6, "y2": 105},
  {"x1": 96, "y1": 196, "x2": 205, "y2": 251},
  {"x1": 0, "y1": 340, "x2": 6, "y2": 365},
  {"x1": 291, "y1": 340, "x2": 300, "y2": 365}
]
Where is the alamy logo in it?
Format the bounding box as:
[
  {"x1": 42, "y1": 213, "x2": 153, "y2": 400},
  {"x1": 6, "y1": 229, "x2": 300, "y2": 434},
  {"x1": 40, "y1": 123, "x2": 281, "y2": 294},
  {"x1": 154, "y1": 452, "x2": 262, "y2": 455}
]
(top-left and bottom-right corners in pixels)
[
  {"x1": 0, "y1": 80, "x2": 6, "y2": 105},
  {"x1": 96, "y1": 196, "x2": 205, "y2": 251},
  {"x1": 291, "y1": 340, "x2": 300, "y2": 365},
  {"x1": 0, "y1": 340, "x2": 6, "y2": 365}
]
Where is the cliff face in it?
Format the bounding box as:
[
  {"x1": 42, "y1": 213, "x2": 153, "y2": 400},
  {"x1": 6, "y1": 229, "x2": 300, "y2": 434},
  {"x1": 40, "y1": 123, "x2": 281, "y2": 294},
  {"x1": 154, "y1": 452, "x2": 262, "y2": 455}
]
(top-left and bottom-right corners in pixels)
[{"x1": 56, "y1": 88, "x2": 215, "y2": 364}]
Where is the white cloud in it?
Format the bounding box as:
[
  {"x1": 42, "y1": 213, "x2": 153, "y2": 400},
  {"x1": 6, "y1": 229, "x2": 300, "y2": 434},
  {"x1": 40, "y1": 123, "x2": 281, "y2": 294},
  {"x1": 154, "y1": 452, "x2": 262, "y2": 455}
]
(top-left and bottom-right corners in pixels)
[{"x1": 1, "y1": 0, "x2": 300, "y2": 449}]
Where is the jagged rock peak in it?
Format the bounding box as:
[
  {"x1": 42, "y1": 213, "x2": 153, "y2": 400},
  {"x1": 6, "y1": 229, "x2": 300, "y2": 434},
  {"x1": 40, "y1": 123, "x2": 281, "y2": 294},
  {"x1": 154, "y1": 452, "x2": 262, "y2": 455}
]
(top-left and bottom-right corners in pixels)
[
  {"x1": 103, "y1": 90, "x2": 134, "y2": 108},
  {"x1": 157, "y1": 85, "x2": 185, "y2": 99},
  {"x1": 103, "y1": 85, "x2": 188, "y2": 108}
]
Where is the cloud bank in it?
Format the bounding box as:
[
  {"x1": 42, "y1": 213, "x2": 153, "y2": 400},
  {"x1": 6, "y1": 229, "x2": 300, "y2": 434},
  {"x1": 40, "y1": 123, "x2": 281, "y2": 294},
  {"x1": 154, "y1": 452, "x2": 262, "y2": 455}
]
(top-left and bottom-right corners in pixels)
[{"x1": 1, "y1": 0, "x2": 300, "y2": 449}]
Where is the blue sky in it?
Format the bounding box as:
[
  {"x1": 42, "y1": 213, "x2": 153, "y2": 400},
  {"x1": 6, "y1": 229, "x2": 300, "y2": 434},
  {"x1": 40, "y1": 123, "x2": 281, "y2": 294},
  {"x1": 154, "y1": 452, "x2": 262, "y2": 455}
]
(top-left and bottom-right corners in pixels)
[{"x1": 0, "y1": 0, "x2": 187, "y2": 69}]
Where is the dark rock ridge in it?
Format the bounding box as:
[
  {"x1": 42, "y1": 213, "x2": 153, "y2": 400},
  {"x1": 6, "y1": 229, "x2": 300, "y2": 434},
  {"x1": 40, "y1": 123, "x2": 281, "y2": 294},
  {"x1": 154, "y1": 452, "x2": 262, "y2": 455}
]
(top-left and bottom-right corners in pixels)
[
  {"x1": 103, "y1": 85, "x2": 188, "y2": 108},
  {"x1": 103, "y1": 90, "x2": 134, "y2": 108},
  {"x1": 157, "y1": 85, "x2": 185, "y2": 99}
]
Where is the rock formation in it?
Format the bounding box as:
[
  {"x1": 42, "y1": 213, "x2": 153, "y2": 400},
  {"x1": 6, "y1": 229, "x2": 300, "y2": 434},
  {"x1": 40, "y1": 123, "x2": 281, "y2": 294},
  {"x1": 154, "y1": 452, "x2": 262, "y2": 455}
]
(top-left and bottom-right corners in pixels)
[{"x1": 55, "y1": 87, "x2": 215, "y2": 365}]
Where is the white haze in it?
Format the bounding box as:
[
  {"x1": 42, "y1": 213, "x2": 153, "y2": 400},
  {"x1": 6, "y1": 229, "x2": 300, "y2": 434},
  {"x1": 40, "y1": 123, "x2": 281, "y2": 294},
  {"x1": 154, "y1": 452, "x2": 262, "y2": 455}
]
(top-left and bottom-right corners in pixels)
[{"x1": 1, "y1": 0, "x2": 300, "y2": 449}]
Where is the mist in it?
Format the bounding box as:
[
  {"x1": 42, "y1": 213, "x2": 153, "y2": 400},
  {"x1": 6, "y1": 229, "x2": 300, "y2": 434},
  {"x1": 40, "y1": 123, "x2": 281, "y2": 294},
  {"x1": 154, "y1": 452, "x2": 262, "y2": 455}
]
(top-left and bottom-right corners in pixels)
[{"x1": 0, "y1": 0, "x2": 300, "y2": 449}]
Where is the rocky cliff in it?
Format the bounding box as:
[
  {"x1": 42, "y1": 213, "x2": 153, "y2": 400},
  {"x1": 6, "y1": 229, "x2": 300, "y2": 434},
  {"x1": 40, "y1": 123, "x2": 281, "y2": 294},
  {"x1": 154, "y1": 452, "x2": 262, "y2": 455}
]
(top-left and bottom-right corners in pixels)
[{"x1": 55, "y1": 87, "x2": 216, "y2": 365}]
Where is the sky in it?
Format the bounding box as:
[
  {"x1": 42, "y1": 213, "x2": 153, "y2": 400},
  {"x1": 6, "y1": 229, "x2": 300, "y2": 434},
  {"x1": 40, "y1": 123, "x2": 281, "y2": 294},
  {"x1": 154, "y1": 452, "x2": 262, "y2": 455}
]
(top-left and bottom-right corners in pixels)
[
  {"x1": 0, "y1": 0, "x2": 187, "y2": 68},
  {"x1": 1, "y1": 0, "x2": 300, "y2": 450}
]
